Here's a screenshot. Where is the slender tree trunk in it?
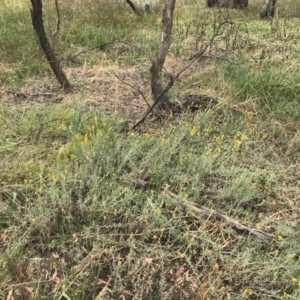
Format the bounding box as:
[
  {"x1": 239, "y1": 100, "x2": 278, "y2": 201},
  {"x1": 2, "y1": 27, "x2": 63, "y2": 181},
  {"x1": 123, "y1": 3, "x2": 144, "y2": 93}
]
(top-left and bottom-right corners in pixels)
[
  {"x1": 260, "y1": 0, "x2": 276, "y2": 18},
  {"x1": 150, "y1": 0, "x2": 176, "y2": 110},
  {"x1": 30, "y1": 0, "x2": 70, "y2": 88},
  {"x1": 126, "y1": 0, "x2": 137, "y2": 13}
]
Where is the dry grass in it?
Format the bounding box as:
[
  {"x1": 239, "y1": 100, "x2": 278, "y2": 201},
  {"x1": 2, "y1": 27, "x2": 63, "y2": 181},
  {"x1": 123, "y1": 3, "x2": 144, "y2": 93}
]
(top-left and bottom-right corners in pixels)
[{"x1": 1, "y1": 0, "x2": 300, "y2": 299}]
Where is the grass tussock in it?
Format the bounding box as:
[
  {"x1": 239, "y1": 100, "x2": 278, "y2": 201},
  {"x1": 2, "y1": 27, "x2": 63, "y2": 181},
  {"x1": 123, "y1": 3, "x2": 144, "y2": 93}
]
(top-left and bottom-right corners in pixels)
[{"x1": 1, "y1": 0, "x2": 300, "y2": 299}]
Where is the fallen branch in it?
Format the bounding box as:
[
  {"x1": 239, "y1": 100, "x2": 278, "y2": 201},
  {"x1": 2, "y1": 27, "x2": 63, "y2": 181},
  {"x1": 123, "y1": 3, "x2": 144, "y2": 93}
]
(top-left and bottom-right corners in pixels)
[
  {"x1": 164, "y1": 189, "x2": 275, "y2": 241},
  {"x1": 126, "y1": 175, "x2": 275, "y2": 241}
]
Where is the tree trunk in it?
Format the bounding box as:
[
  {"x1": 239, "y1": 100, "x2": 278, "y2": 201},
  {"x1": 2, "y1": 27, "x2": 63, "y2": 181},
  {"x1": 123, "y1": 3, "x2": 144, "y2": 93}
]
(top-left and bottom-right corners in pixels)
[
  {"x1": 126, "y1": 0, "x2": 137, "y2": 14},
  {"x1": 150, "y1": 0, "x2": 176, "y2": 110},
  {"x1": 260, "y1": 0, "x2": 276, "y2": 18},
  {"x1": 30, "y1": 0, "x2": 70, "y2": 88}
]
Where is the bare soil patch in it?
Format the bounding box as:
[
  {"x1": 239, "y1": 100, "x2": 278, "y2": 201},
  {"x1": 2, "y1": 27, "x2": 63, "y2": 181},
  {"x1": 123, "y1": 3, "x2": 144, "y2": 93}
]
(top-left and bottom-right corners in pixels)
[{"x1": 1, "y1": 56, "x2": 215, "y2": 123}]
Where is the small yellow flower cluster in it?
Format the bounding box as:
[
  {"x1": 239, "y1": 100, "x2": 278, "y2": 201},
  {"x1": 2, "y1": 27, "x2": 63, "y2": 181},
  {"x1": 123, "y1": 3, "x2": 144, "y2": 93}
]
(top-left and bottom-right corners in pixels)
[
  {"x1": 154, "y1": 209, "x2": 161, "y2": 216},
  {"x1": 283, "y1": 291, "x2": 292, "y2": 298},
  {"x1": 213, "y1": 133, "x2": 224, "y2": 146},
  {"x1": 177, "y1": 251, "x2": 185, "y2": 258},
  {"x1": 204, "y1": 125, "x2": 213, "y2": 137},
  {"x1": 52, "y1": 174, "x2": 57, "y2": 185},
  {"x1": 190, "y1": 126, "x2": 200, "y2": 137},
  {"x1": 188, "y1": 237, "x2": 194, "y2": 244},
  {"x1": 159, "y1": 227, "x2": 165, "y2": 239},
  {"x1": 232, "y1": 132, "x2": 248, "y2": 151},
  {"x1": 278, "y1": 235, "x2": 284, "y2": 241},
  {"x1": 242, "y1": 288, "x2": 253, "y2": 296}
]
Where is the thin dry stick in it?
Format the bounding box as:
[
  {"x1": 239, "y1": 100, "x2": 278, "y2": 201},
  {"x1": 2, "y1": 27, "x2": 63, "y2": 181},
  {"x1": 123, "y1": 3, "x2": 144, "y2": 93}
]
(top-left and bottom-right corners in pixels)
[
  {"x1": 164, "y1": 189, "x2": 275, "y2": 241},
  {"x1": 113, "y1": 72, "x2": 151, "y2": 108}
]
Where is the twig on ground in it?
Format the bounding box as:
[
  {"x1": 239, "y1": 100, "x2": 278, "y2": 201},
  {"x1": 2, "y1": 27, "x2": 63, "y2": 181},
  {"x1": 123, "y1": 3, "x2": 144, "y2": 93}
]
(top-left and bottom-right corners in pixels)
[{"x1": 164, "y1": 189, "x2": 275, "y2": 241}]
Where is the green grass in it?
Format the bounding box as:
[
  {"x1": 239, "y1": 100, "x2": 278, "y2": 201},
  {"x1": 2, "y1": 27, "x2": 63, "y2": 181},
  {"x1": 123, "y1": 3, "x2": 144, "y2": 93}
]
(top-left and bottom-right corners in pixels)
[
  {"x1": 1, "y1": 105, "x2": 299, "y2": 299},
  {"x1": 222, "y1": 61, "x2": 300, "y2": 120},
  {"x1": 1, "y1": 0, "x2": 300, "y2": 299},
  {"x1": 0, "y1": 1, "x2": 161, "y2": 86}
]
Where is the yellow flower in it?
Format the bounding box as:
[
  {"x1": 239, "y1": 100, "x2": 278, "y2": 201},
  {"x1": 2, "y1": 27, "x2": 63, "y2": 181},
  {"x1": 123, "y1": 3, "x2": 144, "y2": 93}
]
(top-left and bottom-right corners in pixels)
[
  {"x1": 177, "y1": 251, "x2": 185, "y2": 258},
  {"x1": 283, "y1": 291, "x2": 290, "y2": 298},
  {"x1": 52, "y1": 175, "x2": 57, "y2": 185},
  {"x1": 189, "y1": 237, "x2": 194, "y2": 244},
  {"x1": 278, "y1": 235, "x2": 283, "y2": 241},
  {"x1": 83, "y1": 133, "x2": 88, "y2": 144},
  {"x1": 190, "y1": 127, "x2": 197, "y2": 136},
  {"x1": 154, "y1": 209, "x2": 161, "y2": 216},
  {"x1": 243, "y1": 288, "x2": 253, "y2": 296}
]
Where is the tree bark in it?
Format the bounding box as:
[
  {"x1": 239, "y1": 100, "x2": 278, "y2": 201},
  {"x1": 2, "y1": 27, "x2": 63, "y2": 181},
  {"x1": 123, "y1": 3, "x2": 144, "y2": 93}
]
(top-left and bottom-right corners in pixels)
[
  {"x1": 30, "y1": 0, "x2": 70, "y2": 88},
  {"x1": 260, "y1": 0, "x2": 276, "y2": 18},
  {"x1": 150, "y1": 0, "x2": 176, "y2": 110},
  {"x1": 126, "y1": 0, "x2": 137, "y2": 14}
]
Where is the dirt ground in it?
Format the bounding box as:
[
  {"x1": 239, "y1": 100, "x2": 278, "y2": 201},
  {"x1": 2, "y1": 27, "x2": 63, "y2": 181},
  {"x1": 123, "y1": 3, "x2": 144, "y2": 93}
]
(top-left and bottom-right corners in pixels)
[
  {"x1": 1, "y1": 62, "x2": 150, "y2": 119},
  {"x1": 0, "y1": 55, "x2": 215, "y2": 125}
]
